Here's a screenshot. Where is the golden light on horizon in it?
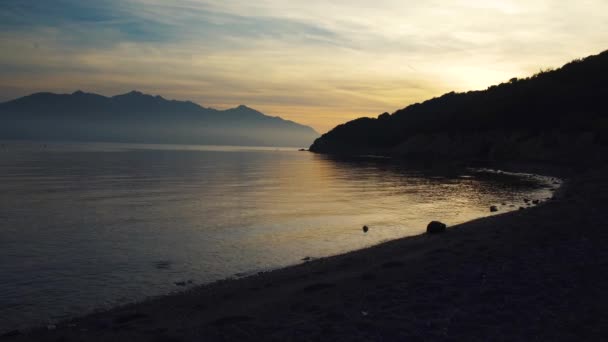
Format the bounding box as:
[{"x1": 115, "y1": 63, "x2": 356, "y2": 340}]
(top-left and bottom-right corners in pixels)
[{"x1": 1, "y1": 0, "x2": 607, "y2": 132}]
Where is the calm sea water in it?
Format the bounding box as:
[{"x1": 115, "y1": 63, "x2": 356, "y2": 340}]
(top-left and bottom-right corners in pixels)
[{"x1": 0, "y1": 142, "x2": 558, "y2": 332}]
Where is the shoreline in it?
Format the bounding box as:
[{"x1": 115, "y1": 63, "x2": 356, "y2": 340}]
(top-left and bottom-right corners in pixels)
[
  {"x1": 7, "y1": 166, "x2": 608, "y2": 341},
  {"x1": 0, "y1": 159, "x2": 561, "y2": 332}
]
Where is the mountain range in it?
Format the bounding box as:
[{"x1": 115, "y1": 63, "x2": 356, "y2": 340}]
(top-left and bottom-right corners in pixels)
[
  {"x1": 0, "y1": 91, "x2": 319, "y2": 147},
  {"x1": 310, "y1": 50, "x2": 608, "y2": 164}
]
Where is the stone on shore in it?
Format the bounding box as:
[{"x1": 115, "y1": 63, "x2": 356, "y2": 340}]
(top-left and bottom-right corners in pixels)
[{"x1": 426, "y1": 221, "x2": 447, "y2": 234}]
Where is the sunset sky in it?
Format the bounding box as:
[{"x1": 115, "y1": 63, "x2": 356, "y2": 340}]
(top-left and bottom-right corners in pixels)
[{"x1": 1, "y1": 0, "x2": 607, "y2": 133}]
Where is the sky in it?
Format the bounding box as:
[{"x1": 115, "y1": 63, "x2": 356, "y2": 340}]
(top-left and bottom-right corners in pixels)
[{"x1": 1, "y1": 1, "x2": 607, "y2": 133}]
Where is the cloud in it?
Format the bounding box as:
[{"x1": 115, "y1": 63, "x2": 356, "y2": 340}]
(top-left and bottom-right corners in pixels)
[{"x1": 1, "y1": 0, "x2": 607, "y2": 132}]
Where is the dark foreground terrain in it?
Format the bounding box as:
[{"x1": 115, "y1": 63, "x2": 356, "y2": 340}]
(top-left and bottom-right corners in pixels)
[{"x1": 5, "y1": 167, "x2": 608, "y2": 341}]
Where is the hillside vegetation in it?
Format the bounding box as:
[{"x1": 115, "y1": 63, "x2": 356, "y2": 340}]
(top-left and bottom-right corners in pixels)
[{"x1": 310, "y1": 50, "x2": 608, "y2": 163}]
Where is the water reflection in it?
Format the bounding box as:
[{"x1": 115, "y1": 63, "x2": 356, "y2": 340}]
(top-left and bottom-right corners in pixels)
[{"x1": 0, "y1": 142, "x2": 557, "y2": 331}]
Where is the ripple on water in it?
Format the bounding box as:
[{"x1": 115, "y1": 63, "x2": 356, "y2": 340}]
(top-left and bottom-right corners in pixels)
[{"x1": 0, "y1": 142, "x2": 559, "y2": 332}]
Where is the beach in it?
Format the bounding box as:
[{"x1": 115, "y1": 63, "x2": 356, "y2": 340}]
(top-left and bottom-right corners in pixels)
[{"x1": 5, "y1": 166, "x2": 608, "y2": 341}]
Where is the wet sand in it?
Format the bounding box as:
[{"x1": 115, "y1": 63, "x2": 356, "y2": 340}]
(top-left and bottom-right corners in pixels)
[{"x1": 5, "y1": 168, "x2": 608, "y2": 341}]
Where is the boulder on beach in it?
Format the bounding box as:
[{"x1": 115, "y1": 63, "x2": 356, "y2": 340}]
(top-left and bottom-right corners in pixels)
[
  {"x1": 362, "y1": 225, "x2": 369, "y2": 233},
  {"x1": 426, "y1": 221, "x2": 447, "y2": 234},
  {"x1": 490, "y1": 205, "x2": 498, "y2": 212}
]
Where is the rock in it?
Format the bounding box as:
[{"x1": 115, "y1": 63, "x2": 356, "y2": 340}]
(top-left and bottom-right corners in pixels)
[
  {"x1": 426, "y1": 221, "x2": 447, "y2": 234},
  {"x1": 490, "y1": 206, "x2": 498, "y2": 212},
  {"x1": 524, "y1": 198, "x2": 530, "y2": 203},
  {"x1": 298, "y1": 148, "x2": 307, "y2": 151},
  {"x1": 361, "y1": 272, "x2": 376, "y2": 281},
  {"x1": 154, "y1": 260, "x2": 171, "y2": 269},
  {"x1": 302, "y1": 256, "x2": 312, "y2": 261},
  {"x1": 532, "y1": 199, "x2": 540, "y2": 204},
  {"x1": 519, "y1": 207, "x2": 525, "y2": 210},
  {"x1": 94, "y1": 319, "x2": 110, "y2": 330},
  {"x1": 362, "y1": 225, "x2": 369, "y2": 233}
]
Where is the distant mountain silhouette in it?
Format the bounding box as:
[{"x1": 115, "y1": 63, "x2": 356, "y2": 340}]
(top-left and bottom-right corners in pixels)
[
  {"x1": 310, "y1": 50, "x2": 608, "y2": 163},
  {"x1": 0, "y1": 91, "x2": 319, "y2": 147}
]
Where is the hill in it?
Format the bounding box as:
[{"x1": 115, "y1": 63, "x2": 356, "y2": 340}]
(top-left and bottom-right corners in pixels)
[
  {"x1": 0, "y1": 91, "x2": 319, "y2": 147},
  {"x1": 310, "y1": 50, "x2": 608, "y2": 163}
]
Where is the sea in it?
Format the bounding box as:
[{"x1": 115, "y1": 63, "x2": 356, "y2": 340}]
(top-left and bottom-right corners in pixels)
[{"x1": 0, "y1": 141, "x2": 559, "y2": 332}]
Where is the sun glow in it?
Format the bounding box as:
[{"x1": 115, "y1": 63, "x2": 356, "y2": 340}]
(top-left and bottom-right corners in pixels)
[{"x1": 1, "y1": 0, "x2": 607, "y2": 132}]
